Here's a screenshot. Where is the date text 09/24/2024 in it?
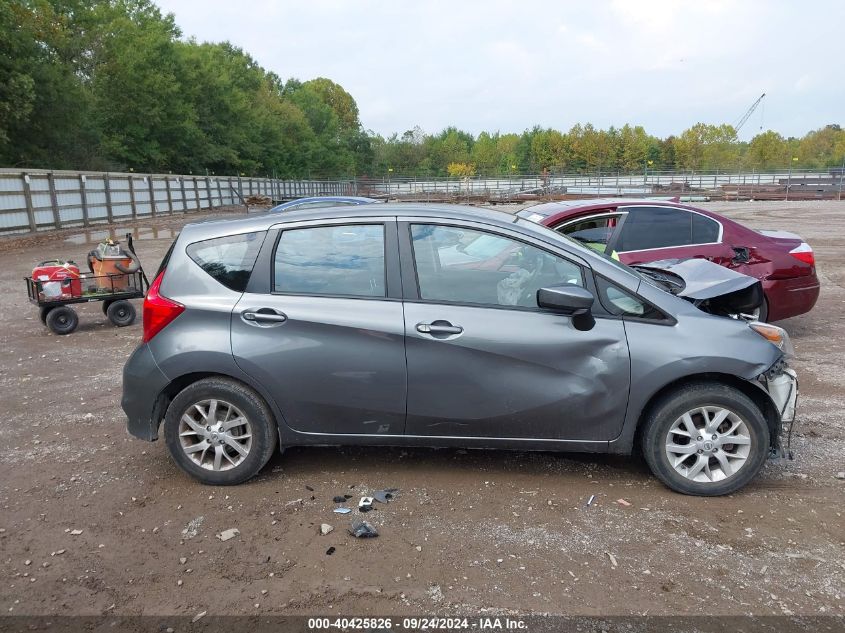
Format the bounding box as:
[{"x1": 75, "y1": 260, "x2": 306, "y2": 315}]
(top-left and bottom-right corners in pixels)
[{"x1": 307, "y1": 617, "x2": 528, "y2": 630}]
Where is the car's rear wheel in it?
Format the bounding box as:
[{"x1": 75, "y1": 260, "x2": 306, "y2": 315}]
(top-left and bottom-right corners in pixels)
[
  {"x1": 164, "y1": 378, "x2": 277, "y2": 485},
  {"x1": 641, "y1": 382, "x2": 769, "y2": 496}
]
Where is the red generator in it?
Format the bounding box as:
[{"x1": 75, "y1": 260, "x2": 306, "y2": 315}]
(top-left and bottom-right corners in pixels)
[{"x1": 31, "y1": 260, "x2": 83, "y2": 301}]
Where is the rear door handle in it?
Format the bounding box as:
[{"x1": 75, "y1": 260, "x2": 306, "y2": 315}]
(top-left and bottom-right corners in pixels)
[
  {"x1": 416, "y1": 321, "x2": 463, "y2": 336},
  {"x1": 242, "y1": 308, "x2": 287, "y2": 326}
]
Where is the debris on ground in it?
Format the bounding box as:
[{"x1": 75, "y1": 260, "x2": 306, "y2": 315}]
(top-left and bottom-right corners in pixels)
[
  {"x1": 320, "y1": 523, "x2": 334, "y2": 535},
  {"x1": 192, "y1": 611, "x2": 207, "y2": 623},
  {"x1": 333, "y1": 507, "x2": 352, "y2": 514},
  {"x1": 606, "y1": 552, "x2": 619, "y2": 568},
  {"x1": 836, "y1": 472, "x2": 845, "y2": 480},
  {"x1": 326, "y1": 547, "x2": 336, "y2": 555},
  {"x1": 333, "y1": 495, "x2": 352, "y2": 503},
  {"x1": 616, "y1": 498, "x2": 631, "y2": 506},
  {"x1": 69, "y1": 529, "x2": 83, "y2": 535},
  {"x1": 348, "y1": 520, "x2": 379, "y2": 538},
  {"x1": 305, "y1": 485, "x2": 314, "y2": 491},
  {"x1": 586, "y1": 495, "x2": 596, "y2": 507},
  {"x1": 217, "y1": 528, "x2": 240, "y2": 542},
  {"x1": 373, "y1": 488, "x2": 398, "y2": 503},
  {"x1": 285, "y1": 498, "x2": 303, "y2": 510},
  {"x1": 244, "y1": 195, "x2": 272, "y2": 207},
  {"x1": 181, "y1": 516, "x2": 204, "y2": 539},
  {"x1": 358, "y1": 497, "x2": 374, "y2": 512}
]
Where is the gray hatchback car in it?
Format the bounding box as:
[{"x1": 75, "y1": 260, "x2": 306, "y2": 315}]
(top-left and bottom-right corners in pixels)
[{"x1": 122, "y1": 204, "x2": 798, "y2": 495}]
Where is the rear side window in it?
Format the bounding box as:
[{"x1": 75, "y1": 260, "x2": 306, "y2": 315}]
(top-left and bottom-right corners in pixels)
[
  {"x1": 273, "y1": 224, "x2": 386, "y2": 297},
  {"x1": 186, "y1": 232, "x2": 264, "y2": 292},
  {"x1": 692, "y1": 213, "x2": 720, "y2": 243},
  {"x1": 618, "y1": 206, "x2": 692, "y2": 251}
]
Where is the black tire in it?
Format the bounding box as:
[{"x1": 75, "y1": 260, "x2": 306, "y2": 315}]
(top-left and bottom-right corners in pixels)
[
  {"x1": 163, "y1": 377, "x2": 277, "y2": 485},
  {"x1": 39, "y1": 306, "x2": 54, "y2": 325},
  {"x1": 102, "y1": 299, "x2": 113, "y2": 315},
  {"x1": 46, "y1": 306, "x2": 79, "y2": 335},
  {"x1": 641, "y1": 382, "x2": 770, "y2": 496},
  {"x1": 106, "y1": 300, "x2": 136, "y2": 327}
]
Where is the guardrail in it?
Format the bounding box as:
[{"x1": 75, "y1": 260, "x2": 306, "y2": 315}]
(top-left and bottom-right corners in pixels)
[{"x1": 0, "y1": 170, "x2": 354, "y2": 234}]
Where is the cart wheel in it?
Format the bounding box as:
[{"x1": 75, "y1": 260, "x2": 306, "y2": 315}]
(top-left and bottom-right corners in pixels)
[
  {"x1": 102, "y1": 299, "x2": 113, "y2": 315},
  {"x1": 46, "y1": 306, "x2": 79, "y2": 335},
  {"x1": 39, "y1": 306, "x2": 54, "y2": 325},
  {"x1": 107, "y1": 300, "x2": 136, "y2": 327}
]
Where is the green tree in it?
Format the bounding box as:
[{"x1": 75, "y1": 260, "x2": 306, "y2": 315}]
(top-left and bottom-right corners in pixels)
[
  {"x1": 471, "y1": 131, "x2": 499, "y2": 175},
  {"x1": 301, "y1": 77, "x2": 360, "y2": 132},
  {"x1": 674, "y1": 123, "x2": 739, "y2": 171},
  {"x1": 748, "y1": 130, "x2": 788, "y2": 169}
]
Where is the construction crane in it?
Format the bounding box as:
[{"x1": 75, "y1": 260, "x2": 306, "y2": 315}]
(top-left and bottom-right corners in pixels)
[{"x1": 734, "y1": 93, "x2": 766, "y2": 133}]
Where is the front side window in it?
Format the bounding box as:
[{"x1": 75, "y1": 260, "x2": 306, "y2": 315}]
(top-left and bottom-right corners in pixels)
[
  {"x1": 617, "y1": 206, "x2": 693, "y2": 252},
  {"x1": 273, "y1": 224, "x2": 385, "y2": 297},
  {"x1": 557, "y1": 213, "x2": 623, "y2": 253},
  {"x1": 186, "y1": 231, "x2": 263, "y2": 292},
  {"x1": 410, "y1": 224, "x2": 583, "y2": 308}
]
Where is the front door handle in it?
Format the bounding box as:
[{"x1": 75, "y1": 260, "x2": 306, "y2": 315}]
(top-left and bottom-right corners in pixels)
[
  {"x1": 416, "y1": 321, "x2": 463, "y2": 336},
  {"x1": 242, "y1": 308, "x2": 287, "y2": 326}
]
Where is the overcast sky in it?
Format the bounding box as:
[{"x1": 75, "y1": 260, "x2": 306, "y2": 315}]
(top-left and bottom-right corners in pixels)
[{"x1": 156, "y1": 0, "x2": 843, "y2": 141}]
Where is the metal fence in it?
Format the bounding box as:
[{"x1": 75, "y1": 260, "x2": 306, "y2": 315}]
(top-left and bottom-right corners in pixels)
[
  {"x1": 2, "y1": 167, "x2": 843, "y2": 235},
  {"x1": 358, "y1": 168, "x2": 845, "y2": 201},
  {"x1": 0, "y1": 169, "x2": 354, "y2": 235}
]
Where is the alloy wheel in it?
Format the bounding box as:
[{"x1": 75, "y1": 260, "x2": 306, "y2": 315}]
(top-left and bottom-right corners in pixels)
[
  {"x1": 665, "y1": 406, "x2": 751, "y2": 483},
  {"x1": 178, "y1": 399, "x2": 252, "y2": 471}
]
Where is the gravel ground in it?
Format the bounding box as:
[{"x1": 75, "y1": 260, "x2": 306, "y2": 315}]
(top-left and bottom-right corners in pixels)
[{"x1": 0, "y1": 201, "x2": 843, "y2": 619}]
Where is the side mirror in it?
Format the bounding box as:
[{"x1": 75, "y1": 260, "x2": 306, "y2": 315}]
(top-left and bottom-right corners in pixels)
[
  {"x1": 537, "y1": 284, "x2": 594, "y2": 315},
  {"x1": 538, "y1": 285, "x2": 596, "y2": 331}
]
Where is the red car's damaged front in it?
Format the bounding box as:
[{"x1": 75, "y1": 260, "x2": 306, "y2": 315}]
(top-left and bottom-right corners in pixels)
[{"x1": 518, "y1": 199, "x2": 820, "y2": 322}]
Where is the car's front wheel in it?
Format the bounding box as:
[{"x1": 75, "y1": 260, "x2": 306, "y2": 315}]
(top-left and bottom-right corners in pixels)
[
  {"x1": 163, "y1": 378, "x2": 277, "y2": 485},
  {"x1": 641, "y1": 382, "x2": 770, "y2": 496}
]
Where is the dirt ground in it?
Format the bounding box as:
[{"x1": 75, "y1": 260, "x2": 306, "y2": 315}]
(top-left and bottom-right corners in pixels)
[{"x1": 0, "y1": 201, "x2": 843, "y2": 619}]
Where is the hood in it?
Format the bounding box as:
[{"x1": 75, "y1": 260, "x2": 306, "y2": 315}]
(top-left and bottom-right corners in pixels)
[{"x1": 634, "y1": 258, "x2": 763, "y2": 316}]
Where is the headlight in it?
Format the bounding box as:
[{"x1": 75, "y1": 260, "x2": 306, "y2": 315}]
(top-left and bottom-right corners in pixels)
[{"x1": 749, "y1": 322, "x2": 795, "y2": 360}]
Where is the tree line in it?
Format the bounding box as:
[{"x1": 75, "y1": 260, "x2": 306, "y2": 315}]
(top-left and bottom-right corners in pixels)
[{"x1": 2, "y1": 0, "x2": 844, "y2": 178}]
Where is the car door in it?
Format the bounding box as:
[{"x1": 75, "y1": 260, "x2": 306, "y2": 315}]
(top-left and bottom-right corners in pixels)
[
  {"x1": 609, "y1": 205, "x2": 737, "y2": 266},
  {"x1": 399, "y1": 220, "x2": 631, "y2": 442},
  {"x1": 230, "y1": 219, "x2": 407, "y2": 435}
]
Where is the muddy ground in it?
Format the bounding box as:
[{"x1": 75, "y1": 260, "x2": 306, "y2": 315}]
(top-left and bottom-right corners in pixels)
[{"x1": 0, "y1": 201, "x2": 843, "y2": 619}]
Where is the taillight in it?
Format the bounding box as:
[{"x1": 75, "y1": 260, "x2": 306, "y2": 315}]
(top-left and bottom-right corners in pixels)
[
  {"x1": 788, "y1": 242, "x2": 815, "y2": 267},
  {"x1": 143, "y1": 269, "x2": 184, "y2": 342}
]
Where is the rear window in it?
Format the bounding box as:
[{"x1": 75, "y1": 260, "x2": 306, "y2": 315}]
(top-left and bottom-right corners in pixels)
[
  {"x1": 186, "y1": 232, "x2": 264, "y2": 291},
  {"x1": 273, "y1": 224, "x2": 386, "y2": 297}
]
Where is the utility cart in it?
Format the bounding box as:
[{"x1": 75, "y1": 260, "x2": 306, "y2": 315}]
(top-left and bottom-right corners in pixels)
[{"x1": 25, "y1": 234, "x2": 149, "y2": 335}]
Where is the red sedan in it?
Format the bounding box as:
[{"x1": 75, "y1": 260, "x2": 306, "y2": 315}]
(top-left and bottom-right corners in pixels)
[{"x1": 517, "y1": 198, "x2": 819, "y2": 322}]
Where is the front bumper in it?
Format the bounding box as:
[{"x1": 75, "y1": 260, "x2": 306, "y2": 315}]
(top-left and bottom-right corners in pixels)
[
  {"x1": 761, "y1": 365, "x2": 798, "y2": 455},
  {"x1": 765, "y1": 367, "x2": 798, "y2": 423},
  {"x1": 121, "y1": 344, "x2": 170, "y2": 441}
]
